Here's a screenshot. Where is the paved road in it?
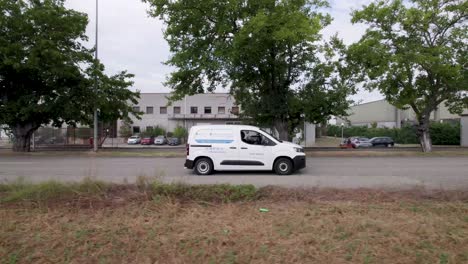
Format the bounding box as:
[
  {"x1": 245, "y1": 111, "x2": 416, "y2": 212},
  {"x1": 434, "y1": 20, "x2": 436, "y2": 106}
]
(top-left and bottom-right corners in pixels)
[{"x1": 0, "y1": 156, "x2": 467, "y2": 190}]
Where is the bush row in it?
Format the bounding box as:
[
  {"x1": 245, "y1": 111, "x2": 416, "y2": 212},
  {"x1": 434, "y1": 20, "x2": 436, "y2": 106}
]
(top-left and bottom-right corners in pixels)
[{"x1": 327, "y1": 122, "x2": 460, "y2": 145}]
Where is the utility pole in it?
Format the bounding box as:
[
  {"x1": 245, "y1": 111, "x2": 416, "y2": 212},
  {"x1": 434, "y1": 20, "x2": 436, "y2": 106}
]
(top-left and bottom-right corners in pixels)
[{"x1": 93, "y1": 0, "x2": 99, "y2": 152}]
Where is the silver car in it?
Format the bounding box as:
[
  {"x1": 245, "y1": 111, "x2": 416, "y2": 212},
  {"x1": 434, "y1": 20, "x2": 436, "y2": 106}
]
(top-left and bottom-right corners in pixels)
[
  {"x1": 127, "y1": 135, "x2": 141, "y2": 144},
  {"x1": 353, "y1": 137, "x2": 373, "y2": 148},
  {"x1": 154, "y1": 135, "x2": 167, "y2": 145}
]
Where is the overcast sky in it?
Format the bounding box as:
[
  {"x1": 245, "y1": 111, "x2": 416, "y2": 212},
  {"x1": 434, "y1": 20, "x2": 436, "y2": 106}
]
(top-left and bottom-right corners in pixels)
[{"x1": 65, "y1": 0, "x2": 384, "y2": 104}]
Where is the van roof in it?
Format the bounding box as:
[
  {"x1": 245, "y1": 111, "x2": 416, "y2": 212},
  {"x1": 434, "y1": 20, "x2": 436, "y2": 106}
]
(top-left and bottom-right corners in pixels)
[{"x1": 190, "y1": 125, "x2": 259, "y2": 130}]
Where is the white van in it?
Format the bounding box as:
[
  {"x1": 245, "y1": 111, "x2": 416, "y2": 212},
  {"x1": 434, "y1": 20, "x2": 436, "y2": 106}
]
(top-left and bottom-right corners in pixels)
[{"x1": 184, "y1": 125, "x2": 306, "y2": 175}]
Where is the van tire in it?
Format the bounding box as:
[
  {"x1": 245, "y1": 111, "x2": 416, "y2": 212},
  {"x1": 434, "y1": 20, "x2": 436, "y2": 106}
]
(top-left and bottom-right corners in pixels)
[
  {"x1": 274, "y1": 158, "x2": 293, "y2": 175},
  {"x1": 194, "y1": 158, "x2": 214, "y2": 175}
]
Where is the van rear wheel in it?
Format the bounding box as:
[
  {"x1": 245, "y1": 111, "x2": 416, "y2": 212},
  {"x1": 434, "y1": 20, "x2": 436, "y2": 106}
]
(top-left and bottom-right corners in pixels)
[
  {"x1": 274, "y1": 158, "x2": 293, "y2": 175},
  {"x1": 194, "y1": 158, "x2": 214, "y2": 175}
]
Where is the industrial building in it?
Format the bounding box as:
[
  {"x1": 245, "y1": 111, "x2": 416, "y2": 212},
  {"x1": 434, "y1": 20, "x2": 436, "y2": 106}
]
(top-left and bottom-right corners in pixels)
[
  {"x1": 120, "y1": 93, "x2": 316, "y2": 147},
  {"x1": 336, "y1": 99, "x2": 466, "y2": 128},
  {"x1": 119, "y1": 93, "x2": 241, "y2": 134}
]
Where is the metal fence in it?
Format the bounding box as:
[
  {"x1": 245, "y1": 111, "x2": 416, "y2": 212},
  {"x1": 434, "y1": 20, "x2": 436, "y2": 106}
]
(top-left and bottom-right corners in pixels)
[{"x1": 33, "y1": 127, "x2": 105, "y2": 148}]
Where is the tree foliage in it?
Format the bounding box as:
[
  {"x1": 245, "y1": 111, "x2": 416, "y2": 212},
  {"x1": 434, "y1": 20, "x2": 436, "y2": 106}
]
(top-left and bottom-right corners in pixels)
[
  {"x1": 0, "y1": 0, "x2": 140, "y2": 151},
  {"x1": 349, "y1": 0, "x2": 467, "y2": 151},
  {"x1": 145, "y1": 0, "x2": 355, "y2": 139}
]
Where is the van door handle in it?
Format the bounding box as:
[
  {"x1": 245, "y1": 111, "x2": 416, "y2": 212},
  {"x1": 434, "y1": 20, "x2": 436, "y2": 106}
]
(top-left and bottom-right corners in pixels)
[
  {"x1": 230, "y1": 147, "x2": 237, "y2": 149},
  {"x1": 241, "y1": 147, "x2": 248, "y2": 149}
]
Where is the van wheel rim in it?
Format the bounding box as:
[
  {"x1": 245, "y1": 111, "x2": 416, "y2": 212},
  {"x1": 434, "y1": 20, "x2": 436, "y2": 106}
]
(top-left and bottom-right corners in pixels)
[
  {"x1": 279, "y1": 163, "x2": 288, "y2": 172},
  {"x1": 198, "y1": 162, "x2": 209, "y2": 173}
]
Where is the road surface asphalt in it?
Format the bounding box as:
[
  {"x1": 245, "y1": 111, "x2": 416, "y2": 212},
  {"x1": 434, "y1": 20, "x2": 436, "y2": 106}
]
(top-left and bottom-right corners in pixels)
[{"x1": 0, "y1": 156, "x2": 467, "y2": 190}]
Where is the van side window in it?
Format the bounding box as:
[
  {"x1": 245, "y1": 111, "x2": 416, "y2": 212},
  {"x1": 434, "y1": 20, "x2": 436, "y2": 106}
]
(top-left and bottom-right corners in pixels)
[{"x1": 241, "y1": 130, "x2": 275, "y2": 146}]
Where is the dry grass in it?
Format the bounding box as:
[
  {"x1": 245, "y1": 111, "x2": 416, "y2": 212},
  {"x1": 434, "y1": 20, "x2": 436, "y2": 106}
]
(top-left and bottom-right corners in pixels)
[
  {"x1": 2, "y1": 200, "x2": 468, "y2": 263},
  {"x1": 1, "y1": 182, "x2": 468, "y2": 263}
]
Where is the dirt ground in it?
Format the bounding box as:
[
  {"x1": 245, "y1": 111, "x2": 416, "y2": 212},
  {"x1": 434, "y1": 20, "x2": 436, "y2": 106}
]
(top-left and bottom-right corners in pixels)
[{"x1": 1, "y1": 187, "x2": 468, "y2": 264}]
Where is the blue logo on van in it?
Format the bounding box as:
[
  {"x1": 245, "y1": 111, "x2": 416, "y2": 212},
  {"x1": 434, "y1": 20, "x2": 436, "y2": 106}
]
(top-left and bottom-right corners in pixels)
[{"x1": 195, "y1": 139, "x2": 234, "y2": 144}]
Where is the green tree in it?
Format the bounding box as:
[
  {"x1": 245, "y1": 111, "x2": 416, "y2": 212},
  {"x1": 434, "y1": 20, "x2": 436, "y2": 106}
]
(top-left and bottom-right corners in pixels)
[
  {"x1": 145, "y1": 0, "x2": 353, "y2": 140},
  {"x1": 349, "y1": 0, "x2": 467, "y2": 152},
  {"x1": 0, "y1": 0, "x2": 140, "y2": 152}
]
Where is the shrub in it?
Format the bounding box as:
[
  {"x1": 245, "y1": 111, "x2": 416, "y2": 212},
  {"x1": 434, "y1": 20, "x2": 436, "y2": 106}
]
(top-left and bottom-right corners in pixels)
[
  {"x1": 327, "y1": 122, "x2": 459, "y2": 145},
  {"x1": 142, "y1": 126, "x2": 166, "y2": 137},
  {"x1": 173, "y1": 126, "x2": 188, "y2": 139},
  {"x1": 430, "y1": 122, "x2": 460, "y2": 145},
  {"x1": 119, "y1": 121, "x2": 132, "y2": 138}
]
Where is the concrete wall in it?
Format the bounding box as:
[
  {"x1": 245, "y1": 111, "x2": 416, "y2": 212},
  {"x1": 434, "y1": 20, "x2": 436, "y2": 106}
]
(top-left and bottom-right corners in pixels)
[{"x1": 461, "y1": 115, "x2": 468, "y2": 147}]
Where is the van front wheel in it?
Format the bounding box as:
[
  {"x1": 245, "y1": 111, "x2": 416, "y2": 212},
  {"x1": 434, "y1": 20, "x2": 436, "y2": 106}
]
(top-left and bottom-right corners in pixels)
[
  {"x1": 194, "y1": 158, "x2": 214, "y2": 175},
  {"x1": 274, "y1": 158, "x2": 293, "y2": 175}
]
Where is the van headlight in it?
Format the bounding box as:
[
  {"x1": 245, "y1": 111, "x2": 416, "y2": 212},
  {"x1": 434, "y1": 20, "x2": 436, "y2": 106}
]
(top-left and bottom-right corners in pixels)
[{"x1": 294, "y1": 147, "x2": 304, "y2": 153}]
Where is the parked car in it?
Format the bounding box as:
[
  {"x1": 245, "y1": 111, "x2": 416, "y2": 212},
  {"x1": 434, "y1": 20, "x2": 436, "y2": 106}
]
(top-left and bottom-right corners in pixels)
[
  {"x1": 140, "y1": 136, "x2": 154, "y2": 145},
  {"x1": 340, "y1": 136, "x2": 360, "y2": 148},
  {"x1": 369, "y1": 137, "x2": 395, "y2": 147},
  {"x1": 167, "y1": 137, "x2": 180, "y2": 146},
  {"x1": 184, "y1": 125, "x2": 305, "y2": 175},
  {"x1": 127, "y1": 135, "x2": 141, "y2": 144},
  {"x1": 154, "y1": 135, "x2": 167, "y2": 145},
  {"x1": 352, "y1": 137, "x2": 373, "y2": 148}
]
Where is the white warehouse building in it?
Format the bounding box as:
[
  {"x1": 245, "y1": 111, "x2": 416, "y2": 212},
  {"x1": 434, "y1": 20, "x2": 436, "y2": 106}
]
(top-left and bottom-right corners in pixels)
[
  {"x1": 119, "y1": 93, "x2": 241, "y2": 135},
  {"x1": 119, "y1": 93, "x2": 316, "y2": 146}
]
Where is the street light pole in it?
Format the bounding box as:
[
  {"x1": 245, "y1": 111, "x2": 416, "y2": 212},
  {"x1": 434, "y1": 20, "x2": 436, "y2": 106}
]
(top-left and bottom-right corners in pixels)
[
  {"x1": 93, "y1": 0, "x2": 99, "y2": 152},
  {"x1": 341, "y1": 123, "x2": 344, "y2": 142}
]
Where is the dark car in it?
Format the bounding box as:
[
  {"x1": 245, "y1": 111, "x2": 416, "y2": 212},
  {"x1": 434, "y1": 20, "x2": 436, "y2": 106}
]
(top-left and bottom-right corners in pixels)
[
  {"x1": 141, "y1": 136, "x2": 154, "y2": 145},
  {"x1": 369, "y1": 137, "x2": 394, "y2": 147},
  {"x1": 167, "y1": 137, "x2": 180, "y2": 146}
]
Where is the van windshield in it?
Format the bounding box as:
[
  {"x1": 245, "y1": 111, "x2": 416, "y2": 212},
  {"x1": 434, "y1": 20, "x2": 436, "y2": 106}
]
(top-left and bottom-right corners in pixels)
[{"x1": 260, "y1": 128, "x2": 282, "y2": 143}]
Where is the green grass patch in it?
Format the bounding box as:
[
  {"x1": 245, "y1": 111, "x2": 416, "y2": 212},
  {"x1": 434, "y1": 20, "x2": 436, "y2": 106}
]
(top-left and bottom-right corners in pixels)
[
  {"x1": 0, "y1": 179, "x2": 258, "y2": 204},
  {"x1": 151, "y1": 182, "x2": 257, "y2": 203},
  {"x1": 0, "y1": 178, "x2": 109, "y2": 203}
]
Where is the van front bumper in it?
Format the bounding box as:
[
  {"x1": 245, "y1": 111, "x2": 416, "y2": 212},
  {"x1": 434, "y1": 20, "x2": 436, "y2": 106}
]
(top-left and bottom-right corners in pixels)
[
  {"x1": 184, "y1": 159, "x2": 194, "y2": 169},
  {"x1": 293, "y1": 155, "x2": 306, "y2": 170}
]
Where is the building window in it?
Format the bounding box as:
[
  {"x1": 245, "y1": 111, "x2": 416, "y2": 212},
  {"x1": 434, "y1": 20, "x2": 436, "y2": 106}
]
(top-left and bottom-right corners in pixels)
[
  {"x1": 173, "y1": 106, "x2": 181, "y2": 114},
  {"x1": 132, "y1": 106, "x2": 140, "y2": 112},
  {"x1": 204, "y1": 106, "x2": 212, "y2": 114},
  {"x1": 160, "y1": 107, "x2": 167, "y2": 114},
  {"x1": 132, "y1": 126, "x2": 140, "y2": 134},
  {"x1": 231, "y1": 106, "x2": 239, "y2": 115},
  {"x1": 146, "y1": 107, "x2": 154, "y2": 114},
  {"x1": 190, "y1": 106, "x2": 198, "y2": 114},
  {"x1": 218, "y1": 106, "x2": 225, "y2": 114}
]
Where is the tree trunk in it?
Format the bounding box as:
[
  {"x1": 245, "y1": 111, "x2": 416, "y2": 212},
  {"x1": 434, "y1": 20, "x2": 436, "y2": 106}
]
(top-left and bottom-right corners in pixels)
[
  {"x1": 274, "y1": 120, "x2": 289, "y2": 141},
  {"x1": 416, "y1": 119, "x2": 432, "y2": 153},
  {"x1": 12, "y1": 123, "x2": 37, "y2": 152}
]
